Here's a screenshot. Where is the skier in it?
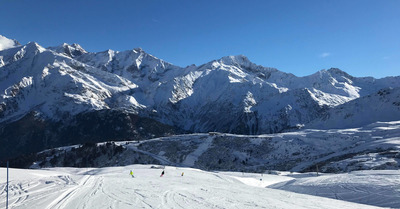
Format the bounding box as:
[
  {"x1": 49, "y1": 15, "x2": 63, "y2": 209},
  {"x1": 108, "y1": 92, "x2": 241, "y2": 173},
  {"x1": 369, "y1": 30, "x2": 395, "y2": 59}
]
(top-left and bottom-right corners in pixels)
[
  {"x1": 160, "y1": 170, "x2": 165, "y2": 177},
  {"x1": 181, "y1": 172, "x2": 184, "y2": 176},
  {"x1": 130, "y1": 170, "x2": 134, "y2": 178}
]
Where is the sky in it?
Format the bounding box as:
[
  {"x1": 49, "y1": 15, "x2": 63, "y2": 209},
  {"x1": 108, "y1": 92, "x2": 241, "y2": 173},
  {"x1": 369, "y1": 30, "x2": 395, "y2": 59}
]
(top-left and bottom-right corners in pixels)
[{"x1": 0, "y1": 0, "x2": 399, "y2": 78}]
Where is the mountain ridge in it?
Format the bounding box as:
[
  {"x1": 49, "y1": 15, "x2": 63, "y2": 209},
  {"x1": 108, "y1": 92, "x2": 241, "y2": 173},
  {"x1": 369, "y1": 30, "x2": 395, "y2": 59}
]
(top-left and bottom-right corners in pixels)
[{"x1": 1, "y1": 35, "x2": 399, "y2": 128}]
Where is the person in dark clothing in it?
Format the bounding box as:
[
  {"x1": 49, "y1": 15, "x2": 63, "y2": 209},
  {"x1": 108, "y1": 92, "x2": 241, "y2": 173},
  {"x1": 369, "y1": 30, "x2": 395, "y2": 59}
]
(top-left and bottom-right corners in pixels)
[{"x1": 160, "y1": 170, "x2": 165, "y2": 177}]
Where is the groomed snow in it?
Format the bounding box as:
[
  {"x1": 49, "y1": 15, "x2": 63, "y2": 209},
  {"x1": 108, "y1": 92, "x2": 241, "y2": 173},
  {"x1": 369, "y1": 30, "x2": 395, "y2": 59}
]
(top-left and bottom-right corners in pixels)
[
  {"x1": 0, "y1": 165, "x2": 390, "y2": 209},
  {"x1": 269, "y1": 170, "x2": 400, "y2": 208}
]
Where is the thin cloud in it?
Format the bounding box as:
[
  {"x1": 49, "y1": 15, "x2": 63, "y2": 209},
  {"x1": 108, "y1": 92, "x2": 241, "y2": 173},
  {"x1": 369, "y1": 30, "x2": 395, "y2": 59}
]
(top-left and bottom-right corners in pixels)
[{"x1": 319, "y1": 52, "x2": 331, "y2": 58}]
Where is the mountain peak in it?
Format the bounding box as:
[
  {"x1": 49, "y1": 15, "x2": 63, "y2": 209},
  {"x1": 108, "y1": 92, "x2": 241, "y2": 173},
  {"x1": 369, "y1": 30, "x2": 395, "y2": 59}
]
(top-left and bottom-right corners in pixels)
[
  {"x1": 0, "y1": 35, "x2": 20, "y2": 51},
  {"x1": 48, "y1": 43, "x2": 87, "y2": 57},
  {"x1": 327, "y1": 68, "x2": 353, "y2": 78},
  {"x1": 71, "y1": 43, "x2": 84, "y2": 49},
  {"x1": 314, "y1": 68, "x2": 353, "y2": 79},
  {"x1": 219, "y1": 55, "x2": 250, "y2": 66},
  {"x1": 25, "y1": 41, "x2": 46, "y2": 52},
  {"x1": 133, "y1": 47, "x2": 144, "y2": 53}
]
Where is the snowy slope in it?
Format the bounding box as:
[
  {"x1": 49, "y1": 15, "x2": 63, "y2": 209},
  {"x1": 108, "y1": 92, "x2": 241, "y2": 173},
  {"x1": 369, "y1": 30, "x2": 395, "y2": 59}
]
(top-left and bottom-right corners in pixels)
[
  {"x1": 268, "y1": 170, "x2": 400, "y2": 208},
  {"x1": 306, "y1": 87, "x2": 400, "y2": 129},
  {"x1": 29, "y1": 121, "x2": 400, "y2": 174},
  {"x1": 0, "y1": 165, "x2": 388, "y2": 209},
  {"x1": 0, "y1": 42, "x2": 141, "y2": 123}
]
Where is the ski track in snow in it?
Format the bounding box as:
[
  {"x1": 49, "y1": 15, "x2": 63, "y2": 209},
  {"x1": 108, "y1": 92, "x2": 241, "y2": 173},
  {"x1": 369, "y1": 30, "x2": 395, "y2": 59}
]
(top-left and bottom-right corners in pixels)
[
  {"x1": 45, "y1": 175, "x2": 93, "y2": 209},
  {"x1": 182, "y1": 136, "x2": 214, "y2": 166},
  {"x1": 0, "y1": 166, "x2": 391, "y2": 209},
  {"x1": 128, "y1": 146, "x2": 178, "y2": 166}
]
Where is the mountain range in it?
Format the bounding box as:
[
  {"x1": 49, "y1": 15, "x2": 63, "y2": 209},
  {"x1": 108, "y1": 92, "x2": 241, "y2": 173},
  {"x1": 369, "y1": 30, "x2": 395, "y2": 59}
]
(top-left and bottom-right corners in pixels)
[{"x1": 1, "y1": 35, "x2": 399, "y2": 160}]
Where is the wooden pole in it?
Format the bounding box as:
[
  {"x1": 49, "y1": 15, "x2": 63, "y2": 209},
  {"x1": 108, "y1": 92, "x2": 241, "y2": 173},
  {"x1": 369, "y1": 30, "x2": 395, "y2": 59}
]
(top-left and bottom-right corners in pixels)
[{"x1": 6, "y1": 161, "x2": 9, "y2": 209}]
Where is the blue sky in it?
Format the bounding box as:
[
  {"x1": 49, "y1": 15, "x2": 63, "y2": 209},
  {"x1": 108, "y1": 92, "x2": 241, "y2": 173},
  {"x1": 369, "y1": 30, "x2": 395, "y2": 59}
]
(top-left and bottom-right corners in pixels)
[{"x1": 0, "y1": 0, "x2": 399, "y2": 78}]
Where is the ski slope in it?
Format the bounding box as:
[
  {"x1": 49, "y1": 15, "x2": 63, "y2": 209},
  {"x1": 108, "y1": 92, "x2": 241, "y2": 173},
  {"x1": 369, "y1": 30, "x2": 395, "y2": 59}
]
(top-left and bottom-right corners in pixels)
[
  {"x1": 268, "y1": 170, "x2": 400, "y2": 208},
  {"x1": 0, "y1": 165, "x2": 394, "y2": 209}
]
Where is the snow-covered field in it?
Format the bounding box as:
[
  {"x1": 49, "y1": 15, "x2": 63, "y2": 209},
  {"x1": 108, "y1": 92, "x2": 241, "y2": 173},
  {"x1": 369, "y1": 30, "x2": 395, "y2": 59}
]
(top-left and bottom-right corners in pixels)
[
  {"x1": 1, "y1": 165, "x2": 397, "y2": 209},
  {"x1": 269, "y1": 170, "x2": 400, "y2": 208}
]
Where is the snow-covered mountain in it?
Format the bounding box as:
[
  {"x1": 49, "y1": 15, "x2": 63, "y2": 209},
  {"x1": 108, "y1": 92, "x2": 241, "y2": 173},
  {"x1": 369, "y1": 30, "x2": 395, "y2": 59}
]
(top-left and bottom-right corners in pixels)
[
  {"x1": 1, "y1": 35, "x2": 400, "y2": 160},
  {"x1": 306, "y1": 87, "x2": 400, "y2": 129}
]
